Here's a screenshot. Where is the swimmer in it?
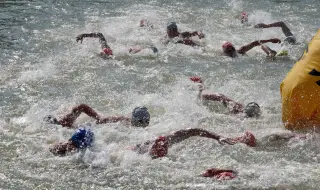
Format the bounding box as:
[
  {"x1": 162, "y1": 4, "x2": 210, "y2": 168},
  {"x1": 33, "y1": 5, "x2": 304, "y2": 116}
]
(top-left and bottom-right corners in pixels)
[
  {"x1": 50, "y1": 127, "x2": 94, "y2": 156},
  {"x1": 133, "y1": 129, "x2": 256, "y2": 159},
  {"x1": 50, "y1": 127, "x2": 255, "y2": 159},
  {"x1": 76, "y1": 32, "x2": 113, "y2": 59},
  {"x1": 254, "y1": 22, "x2": 296, "y2": 44},
  {"x1": 221, "y1": 38, "x2": 281, "y2": 58},
  {"x1": 44, "y1": 104, "x2": 150, "y2": 128},
  {"x1": 190, "y1": 76, "x2": 261, "y2": 118},
  {"x1": 164, "y1": 22, "x2": 205, "y2": 47}
]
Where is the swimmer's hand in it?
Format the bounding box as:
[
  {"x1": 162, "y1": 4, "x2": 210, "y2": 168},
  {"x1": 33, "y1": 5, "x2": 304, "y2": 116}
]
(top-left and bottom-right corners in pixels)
[
  {"x1": 198, "y1": 32, "x2": 205, "y2": 39},
  {"x1": 218, "y1": 137, "x2": 236, "y2": 145},
  {"x1": 76, "y1": 34, "x2": 84, "y2": 43},
  {"x1": 43, "y1": 115, "x2": 59, "y2": 125}
]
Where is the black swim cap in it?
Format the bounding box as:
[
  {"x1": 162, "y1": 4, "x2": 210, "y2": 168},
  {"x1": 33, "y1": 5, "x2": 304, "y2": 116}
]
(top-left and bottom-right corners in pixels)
[
  {"x1": 167, "y1": 22, "x2": 178, "y2": 30},
  {"x1": 244, "y1": 102, "x2": 261, "y2": 118},
  {"x1": 131, "y1": 106, "x2": 150, "y2": 127}
]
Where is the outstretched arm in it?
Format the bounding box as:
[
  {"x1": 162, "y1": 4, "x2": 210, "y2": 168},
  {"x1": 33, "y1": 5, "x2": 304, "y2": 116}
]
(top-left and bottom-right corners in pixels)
[
  {"x1": 176, "y1": 39, "x2": 199, "y2": 46},
  {"x1": 202, "y1": 93, "x2": 244, "y2": 114},
  {"x1": 166, "y1": 128, "x2": 235, "y2": 146},
  {"x1": 50, "y1": 141, "x2": 77, "y2": 156},
  {"x1": 76, "y1": 33, "x2": 106, "y2": 43},
  {"x1": 129, "y1": 46, "x2": 158, "y2": 54},
  {"x1": 180, "y1": 31, "x2": 205, "y2": 39},
  {"x1": 58, "y1": 104, "x2": 101, "y2": 128},
  {"x1": 237, "y1": 38, "x2": 281, "y2": 55},
  {"x1": 76, "y1": 32, "x2": 112, "y2": 53},
  {"x1": 254, "y1": 22, "x2": 293, "y2": 37}
]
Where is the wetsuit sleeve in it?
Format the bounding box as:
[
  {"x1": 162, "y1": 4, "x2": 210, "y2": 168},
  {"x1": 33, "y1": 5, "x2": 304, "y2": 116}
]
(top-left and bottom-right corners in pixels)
[{"x1": 76, "y1": 32, "x2": 110, "y2": 49}]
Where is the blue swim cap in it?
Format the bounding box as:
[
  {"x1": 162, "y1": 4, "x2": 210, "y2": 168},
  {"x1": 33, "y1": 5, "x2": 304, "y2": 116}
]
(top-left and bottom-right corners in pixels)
[
  {"x1": 131, "y1": 106, "x2": 150, "y2": 127},
  {"x1": 167, "y1": 22, "x2": 177, "y2": 30},
  {"x1": 71, "y1": 128, "x2": 94, "y2": 149}
]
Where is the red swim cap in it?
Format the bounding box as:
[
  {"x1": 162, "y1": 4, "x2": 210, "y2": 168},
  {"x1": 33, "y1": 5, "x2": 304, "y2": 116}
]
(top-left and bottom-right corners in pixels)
[
  {"x1": 190, "y1": 76, "x2": 203, "y2": 83},
  {"x1": 150, "y1": 136, "x2": 169, "y2": 158},
  {"x1": 222, "y1": 42, "x2": 234, "y2": 50},
  {"x1": 201, "y1": 168, "x2": 237, "y2": 180},
  {"x1": 235, "y1": 131, "x2": 256, "y2": 147},
  {"x1": 103, "y1": 48, "x2": 113, "y2": 56},
  {"x1": 241, "y1": 12, "x2": 248, "y2": 18}
]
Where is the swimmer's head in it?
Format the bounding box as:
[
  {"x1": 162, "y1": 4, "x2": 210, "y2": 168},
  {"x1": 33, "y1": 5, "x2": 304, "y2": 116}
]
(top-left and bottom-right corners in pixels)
[
  {"x1": 103, "y1": 48, "x2": 113, "y2": 56},
  {"x1": 222, "y1": 41, "x2": 237, "y2": 57},
  {"x1": 71, "y1": 128, "x2": 94, "y2": 149},
  {"x1": 239, "y1": 131, "x2": 256, "y2": 147},
  {"x1": 131, "y1": 106, "x2": 150, "y2": 127},
  {"x1": 244, "y1": 102, "x2": 261, "y2": 118},
  {"x1": 150, "y1": 136, "x2": 169, "y2": 158},
  {"x1": 240, "y1": 12, "x2": 248, "y2": 23},
  {"x1": 167, "y1": 22, "x2": 179, "y2": 38},
  {"x1": 190, "y1": 76, "x2": 203, "y2": 83}
]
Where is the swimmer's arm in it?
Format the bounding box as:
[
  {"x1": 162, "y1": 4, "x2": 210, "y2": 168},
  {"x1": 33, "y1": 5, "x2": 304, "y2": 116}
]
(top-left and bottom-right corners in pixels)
[
  {"x1": 50, "y1": 141, "x2": 77, "y2": 156},
  {"x1": 129, "y1": 46, "x2": 158, "y2": 54},
  {"x1": 255, "y1": 22, "x2": 293, "y2": 37},
  {"x1": 96, "y1": 116, "x2": 131, "y2": 124},
  {"x1": 201, "y1": 93, "x2": 233, "y2": 105},
  {"x1": 180, "y1": 31, "x2": 205, "y2": 39},
  {"x1": 261, "y1": 45, "x2": 277, "y2": 57},
  {"x1": 76, "y1": 32, "x2": 108, "y2": 45},
  {"x1": 166, "y1": 128, "x2": 235, "y2": 146},
  {"x1": 237, "y1": 38, "x2": 281, "y2": 54},
  {"x1": 176, "y1": 39, "x2": 198, "y2": 46},
  {"x1": 201, "y1": 93, "x2": 243, "y2": 113}
]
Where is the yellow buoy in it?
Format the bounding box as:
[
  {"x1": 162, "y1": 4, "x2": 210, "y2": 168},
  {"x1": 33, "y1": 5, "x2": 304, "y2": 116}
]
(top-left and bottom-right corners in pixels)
[{"x1": 281, "y1": 29, "x2": 320, "y2": 130}]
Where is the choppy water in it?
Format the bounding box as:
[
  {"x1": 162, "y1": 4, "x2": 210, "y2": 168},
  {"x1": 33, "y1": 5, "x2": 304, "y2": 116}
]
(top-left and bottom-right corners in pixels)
[{"x1": 1, "y1": 0, "x2": 320, "y2": 189}]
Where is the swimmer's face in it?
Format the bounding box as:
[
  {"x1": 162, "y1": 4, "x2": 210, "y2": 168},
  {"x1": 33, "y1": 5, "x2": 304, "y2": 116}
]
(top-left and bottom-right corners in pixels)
[
  {"x1": 50, "y1": 141, "x2": 77, "y2": 156},
  {"x1": 131, "y1": 119, "x2": 150, "y2": 128},
  {"x1": 100, "y1": 52, "x2": 113, "y2": 59},
  {"x1": 244, "y1": 102, "x2": 261, "y2": 118},
  {"x1": 223, "y1": 46, "x2": 237, "y2": 58},
  {"x1": 167, "y1": 28, "x2": 179, "y2": 38}
]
